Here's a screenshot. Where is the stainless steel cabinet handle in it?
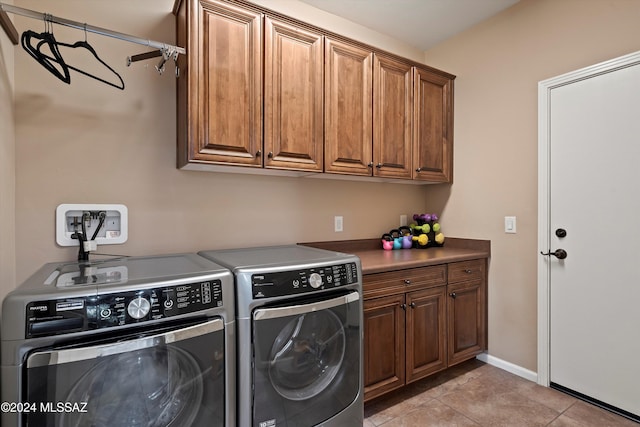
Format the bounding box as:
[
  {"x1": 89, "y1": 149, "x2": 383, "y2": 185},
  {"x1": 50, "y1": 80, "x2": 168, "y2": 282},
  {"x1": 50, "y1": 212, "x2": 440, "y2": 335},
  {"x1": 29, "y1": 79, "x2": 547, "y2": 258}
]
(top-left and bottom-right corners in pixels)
[
  {"x1": 449, "y1": 292, "x2": 457, "y2": 299},
  {"x1": 409, "y1": 302, "x2": 416, "y2": 308},
  {"x1": 416, "y1": 167, "x2": 422, "y2": 172},
  {"x1": 255, "y1": 150, "x2": 261, "y2": 157},
  {"x1": 404, "y1": 279, "x2": 411, "y2": 285},
  {"x1": 464, "y1": 269, "x2": 473, "y2": 274}
]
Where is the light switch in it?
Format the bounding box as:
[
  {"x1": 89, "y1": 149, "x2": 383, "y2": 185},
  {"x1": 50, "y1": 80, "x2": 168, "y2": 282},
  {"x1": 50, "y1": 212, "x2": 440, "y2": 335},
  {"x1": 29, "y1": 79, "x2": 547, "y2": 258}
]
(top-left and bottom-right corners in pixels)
[{"x1": 505, "y1": 216, "x2": 516, "y2": 234}]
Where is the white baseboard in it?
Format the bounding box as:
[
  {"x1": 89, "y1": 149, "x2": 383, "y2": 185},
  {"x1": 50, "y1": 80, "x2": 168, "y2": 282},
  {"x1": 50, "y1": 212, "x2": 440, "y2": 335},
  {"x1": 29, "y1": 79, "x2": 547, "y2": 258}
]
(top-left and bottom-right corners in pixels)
[{"x1": 476, "y1": 353, "x2": 538, "y2": 383}]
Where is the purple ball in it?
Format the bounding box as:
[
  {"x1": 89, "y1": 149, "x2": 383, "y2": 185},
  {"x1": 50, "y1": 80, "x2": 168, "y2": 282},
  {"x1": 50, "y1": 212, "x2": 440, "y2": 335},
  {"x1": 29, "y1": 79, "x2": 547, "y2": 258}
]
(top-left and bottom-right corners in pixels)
[
  {"x1": 422, "y1": 214, "x2": 432, "y2": 222},
  {"x1": 431, "y1": 214, "x2": 439, "y2": 221},
  {"x1": 413, "y1": 214, "x2": 420, "y2": 221}
]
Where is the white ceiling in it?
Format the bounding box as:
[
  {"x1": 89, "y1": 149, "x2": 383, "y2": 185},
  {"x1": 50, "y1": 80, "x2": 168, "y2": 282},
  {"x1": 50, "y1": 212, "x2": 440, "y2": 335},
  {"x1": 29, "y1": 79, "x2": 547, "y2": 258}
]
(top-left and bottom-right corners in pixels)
[{"x1": 298, "y1": 0, "x2": 519, "y2": 51}]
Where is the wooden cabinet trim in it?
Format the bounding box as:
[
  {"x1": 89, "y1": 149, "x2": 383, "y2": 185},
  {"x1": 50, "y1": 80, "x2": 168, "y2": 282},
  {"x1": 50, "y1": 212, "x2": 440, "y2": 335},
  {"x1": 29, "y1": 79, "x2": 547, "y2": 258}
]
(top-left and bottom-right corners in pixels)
[
  {"x1": 363, "y1": 265, "x2": 447, "y2": 298},
  {"x1": 264, "y1": 16, "x2": 324, "y2": 172},
  {"x1": 373, "y1": 54, "x2": 413, "y2": 179},
  {"x1": 183, "y1": 0, "x2": 264, "y2": 166},
  {"x1": 447, "y1": 279, "x2": 486, "y2": 366},
  {"x1": 363, "y1": 294, "x2": 406, "y2": 401},
  {"x1": 412, "y1": 66, "x2": 454, "y2": 182},
  {"x1": 406, "y1": 286, "x2": 447, "y2": 382},
  {"x1": 324, "y1": 38, "x2": 373, "y2": 176},
  {"x1": 448, "y1": 259, "x2": 485, "y2": 284},
  {"x1": 186, "y1": 0, "x2": 456, "y2": 80}
]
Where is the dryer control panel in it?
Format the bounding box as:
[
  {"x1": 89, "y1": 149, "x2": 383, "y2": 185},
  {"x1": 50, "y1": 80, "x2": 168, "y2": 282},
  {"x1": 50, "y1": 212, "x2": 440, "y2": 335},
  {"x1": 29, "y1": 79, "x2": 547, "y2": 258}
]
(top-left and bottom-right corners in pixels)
[
  {"x1": 25, "y1": 280, "x2": 223, "y2": 338},
  {"x1": 251, "y1": 262, "x2": 359, "y2": 299}
]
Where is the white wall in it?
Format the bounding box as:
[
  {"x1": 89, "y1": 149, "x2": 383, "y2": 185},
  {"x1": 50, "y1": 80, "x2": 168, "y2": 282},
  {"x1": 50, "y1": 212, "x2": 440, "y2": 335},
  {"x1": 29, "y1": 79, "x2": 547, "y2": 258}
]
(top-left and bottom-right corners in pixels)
[
  {"x1": 423, "y1": 0, "x2": 640, "y2": 371},
  {"x1": 0, "y1": 1, "x2": 16, "y2": 306},
  {"x1": 11, "y1": 0, "x2": 431, "y2": 289}
]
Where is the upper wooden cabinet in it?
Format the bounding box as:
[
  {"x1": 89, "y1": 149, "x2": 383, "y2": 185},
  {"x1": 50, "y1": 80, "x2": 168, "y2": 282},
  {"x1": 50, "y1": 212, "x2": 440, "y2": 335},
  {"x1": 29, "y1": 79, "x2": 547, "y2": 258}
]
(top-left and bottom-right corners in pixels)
[
  {"x1": 373, "y1": 54, "x2": 413, "y2": 179},
  {"x1": 413, "y1": 66, "x2": 454, "y2": 182},
  {"x1": 175, "y1": 0, "x2": 455, "y2": 183},
  {"x1": 176, "y1": 0, "x2": 263, "y2": 168},
  {"x1": 264, "y1": 17, "x2": 324, "y2": 172},
  {"x1": 324, "y1": 38, "x2": 373, "y2": 175}
]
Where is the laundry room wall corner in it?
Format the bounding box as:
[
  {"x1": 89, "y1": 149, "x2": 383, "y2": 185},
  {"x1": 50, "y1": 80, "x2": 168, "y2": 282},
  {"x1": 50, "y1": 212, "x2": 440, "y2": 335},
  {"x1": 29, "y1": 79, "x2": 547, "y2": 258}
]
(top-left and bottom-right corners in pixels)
[{"x1": 0, "y1": 0, "x2": 16, "y2": 307}]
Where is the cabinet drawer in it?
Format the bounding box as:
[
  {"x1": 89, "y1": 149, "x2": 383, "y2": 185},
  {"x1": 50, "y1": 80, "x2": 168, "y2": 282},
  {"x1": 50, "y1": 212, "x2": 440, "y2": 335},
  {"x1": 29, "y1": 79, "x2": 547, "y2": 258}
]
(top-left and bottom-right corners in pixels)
[
  {"x1": 448, "y1": 259, "x2": 485, "y2": 284},
  {"x1": 364, "y1": 265, "x2": 446, "y2": 298}
]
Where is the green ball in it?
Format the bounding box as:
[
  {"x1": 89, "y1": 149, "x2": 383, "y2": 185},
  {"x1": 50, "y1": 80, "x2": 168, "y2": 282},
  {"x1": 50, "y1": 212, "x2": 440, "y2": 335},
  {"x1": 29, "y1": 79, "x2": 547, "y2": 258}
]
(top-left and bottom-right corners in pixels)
[{"x1": 433, "y1": 223, "x2": 441, "y2": 232}]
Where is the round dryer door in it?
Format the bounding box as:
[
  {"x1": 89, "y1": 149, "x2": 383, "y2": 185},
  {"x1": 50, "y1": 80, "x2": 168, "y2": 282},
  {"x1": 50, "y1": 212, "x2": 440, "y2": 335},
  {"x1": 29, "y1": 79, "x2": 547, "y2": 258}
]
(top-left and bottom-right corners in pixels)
[
  {"x1": 62, "y1": 346, "x2": 203, "y2": 427},
  {"x1": 268, "y1": 310, "x2": 346, "y2": 400},
  {"x1": 252, "y1": 291, "x2": 361, "y2": 427}
]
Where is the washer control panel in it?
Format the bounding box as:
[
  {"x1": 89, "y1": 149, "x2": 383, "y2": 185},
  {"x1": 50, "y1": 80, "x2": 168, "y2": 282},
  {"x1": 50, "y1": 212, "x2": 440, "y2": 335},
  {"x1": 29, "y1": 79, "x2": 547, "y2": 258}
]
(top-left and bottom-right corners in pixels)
[
  {"x1": 251, "y1": 262, "x2": 358, "y2": 299},
  {"x1": 25, "y1": 280, "x2": 223, "y2": 338}
]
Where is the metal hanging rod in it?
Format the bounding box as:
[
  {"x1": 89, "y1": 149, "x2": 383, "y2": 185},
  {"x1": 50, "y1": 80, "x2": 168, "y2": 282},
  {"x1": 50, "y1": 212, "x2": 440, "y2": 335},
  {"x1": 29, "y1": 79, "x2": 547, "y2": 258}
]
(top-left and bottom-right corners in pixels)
[{"x1": 0, "y1": 2, "x2": 185, "y2": 55}]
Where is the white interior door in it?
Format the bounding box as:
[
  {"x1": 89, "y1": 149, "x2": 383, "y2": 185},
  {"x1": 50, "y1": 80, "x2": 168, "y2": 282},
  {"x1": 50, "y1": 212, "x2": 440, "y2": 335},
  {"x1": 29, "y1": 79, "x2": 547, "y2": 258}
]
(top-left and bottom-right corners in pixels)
[{"x1": 544, "y1": 55, "x2": 640, "y2": 419}]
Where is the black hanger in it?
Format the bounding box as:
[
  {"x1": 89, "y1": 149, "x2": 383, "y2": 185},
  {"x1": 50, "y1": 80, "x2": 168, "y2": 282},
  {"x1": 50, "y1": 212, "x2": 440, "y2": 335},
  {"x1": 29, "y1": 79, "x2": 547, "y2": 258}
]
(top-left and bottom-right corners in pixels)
[
  {"x1": 36, "y1": 38, "x2": 125, "y2": 90},
  {"x1": 21, "y1": 29, "x2": 71, "y2": 84}
]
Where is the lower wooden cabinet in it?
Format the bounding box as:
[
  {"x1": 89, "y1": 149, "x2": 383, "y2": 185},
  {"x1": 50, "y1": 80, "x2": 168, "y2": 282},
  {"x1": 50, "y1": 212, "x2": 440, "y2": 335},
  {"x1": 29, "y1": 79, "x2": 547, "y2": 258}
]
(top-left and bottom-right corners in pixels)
[
  {"x1": 363, "y1": 259, "x2": 487, "y2": 402},
  {"x1": 406, "y1": 286, "x2": 447, "y2": 382},
  {"x1": 363, "y1": 294, "x2": 405, "y2": 399},
  {"x1": 447, "y1": 259, "x2": 487, "y2": 366}
]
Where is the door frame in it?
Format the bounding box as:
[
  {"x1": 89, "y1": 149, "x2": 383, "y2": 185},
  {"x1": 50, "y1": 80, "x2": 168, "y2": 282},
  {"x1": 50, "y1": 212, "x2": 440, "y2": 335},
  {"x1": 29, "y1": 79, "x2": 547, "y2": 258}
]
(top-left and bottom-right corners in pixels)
[{"x1": 537, "y1": 50, "x2": 640, "y2": 387}]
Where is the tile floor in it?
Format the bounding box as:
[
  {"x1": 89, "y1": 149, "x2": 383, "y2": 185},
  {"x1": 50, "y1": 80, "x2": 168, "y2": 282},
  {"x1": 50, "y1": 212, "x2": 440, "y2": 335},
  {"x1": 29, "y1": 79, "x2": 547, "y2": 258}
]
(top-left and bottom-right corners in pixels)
[{"x1": 364, "y1": 359, "x2": 638, "y2": 426}]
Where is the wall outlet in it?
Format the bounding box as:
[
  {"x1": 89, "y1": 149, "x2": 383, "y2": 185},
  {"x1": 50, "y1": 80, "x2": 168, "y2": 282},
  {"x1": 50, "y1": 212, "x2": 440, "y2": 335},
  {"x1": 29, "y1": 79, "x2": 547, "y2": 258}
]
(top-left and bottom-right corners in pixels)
[
  {"x1": 334, "y1": 216, "x2": 343, "y2": 232},
  {"x1": 56, "y1": 204, "x2": 128, "y2": 246},
  {"x1": 400, "y1": 214, "x2": 407, "y2": 226}
]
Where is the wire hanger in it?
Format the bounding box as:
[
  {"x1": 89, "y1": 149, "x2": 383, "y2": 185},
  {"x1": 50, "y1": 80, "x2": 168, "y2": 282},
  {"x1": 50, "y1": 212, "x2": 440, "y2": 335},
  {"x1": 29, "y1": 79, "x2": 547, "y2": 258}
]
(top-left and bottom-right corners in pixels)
[
  {"x1": 2, "y1": 2, "x2": 185, "y2": 83},
  {"x1": 36, "y1": 22, "x2": 125, "y2": 90},
  {"x1": 20, "y1": 14, "x2": 70, "y2": 84}
]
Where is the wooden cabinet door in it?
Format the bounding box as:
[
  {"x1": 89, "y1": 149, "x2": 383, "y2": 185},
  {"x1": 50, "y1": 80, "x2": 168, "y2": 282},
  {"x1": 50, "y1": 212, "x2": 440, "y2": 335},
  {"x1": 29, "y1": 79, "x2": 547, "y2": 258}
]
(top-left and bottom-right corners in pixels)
[
  {"x1": 413, "y1": 67, "x2": 453, "y2": 182},
  {"x1": 406, "y1": 287, "x2": 447, "y2": 382},
  {"x1": 184, "y1": 0, "x2": 263, "y2": 167},
  {"x1": 373, "y1": 54, "x2": 412, "y2": 179},
  {"x1": 363, "y1": 294, "x2": 405, "y2": 402},
  {"x1": 447, "y1": 279, "x2": 486, "y2": 366},
  {"x1": 264, "y1": 17, "x2": 323, "y2": 172},
  {"x1": 324, "y1": 38, "x2": 373, "y2": 175}
]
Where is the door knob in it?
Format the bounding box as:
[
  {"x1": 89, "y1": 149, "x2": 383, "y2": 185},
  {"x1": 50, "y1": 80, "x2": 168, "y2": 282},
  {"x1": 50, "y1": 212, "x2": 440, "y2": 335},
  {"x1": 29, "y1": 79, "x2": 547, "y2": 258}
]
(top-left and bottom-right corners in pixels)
[
  {"x1": 555, "y1": 228, "x2": 567, "y2": 238},
  {"x1": 540, "y1": 249, "x2": 567, "y2": 259}
]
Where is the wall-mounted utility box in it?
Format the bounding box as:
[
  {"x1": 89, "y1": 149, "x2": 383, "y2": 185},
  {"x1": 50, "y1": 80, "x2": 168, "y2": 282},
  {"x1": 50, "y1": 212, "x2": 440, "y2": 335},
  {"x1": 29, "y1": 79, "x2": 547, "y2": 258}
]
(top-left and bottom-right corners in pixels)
[{"x1": 56, "y1": 204, "x2": 128, "y2": 247}]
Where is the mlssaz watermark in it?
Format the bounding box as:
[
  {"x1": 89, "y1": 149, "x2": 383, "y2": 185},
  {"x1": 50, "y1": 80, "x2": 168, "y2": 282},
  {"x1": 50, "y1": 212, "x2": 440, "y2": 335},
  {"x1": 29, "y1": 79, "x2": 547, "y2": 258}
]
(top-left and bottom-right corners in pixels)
[{"x1": 1, "y1": 401, "x2": 88, "y2": 413}]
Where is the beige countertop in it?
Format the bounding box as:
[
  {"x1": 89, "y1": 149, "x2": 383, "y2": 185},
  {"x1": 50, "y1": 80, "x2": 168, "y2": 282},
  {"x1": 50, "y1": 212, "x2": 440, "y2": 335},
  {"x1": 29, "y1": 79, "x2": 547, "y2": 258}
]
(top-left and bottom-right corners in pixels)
[{"x1": 301, "y1": 238, "x2": 491, "y2": 274}]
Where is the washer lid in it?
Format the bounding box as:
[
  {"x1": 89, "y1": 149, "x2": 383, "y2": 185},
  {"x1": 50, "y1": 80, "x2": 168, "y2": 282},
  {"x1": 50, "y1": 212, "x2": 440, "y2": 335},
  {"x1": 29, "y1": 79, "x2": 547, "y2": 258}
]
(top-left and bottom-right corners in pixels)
[
  {"x1": 12, "y1": 253, "x2": 229, "y2": 292},
  {"x1": 199, "y1": 245, "x2": 352, "y2": 272}
]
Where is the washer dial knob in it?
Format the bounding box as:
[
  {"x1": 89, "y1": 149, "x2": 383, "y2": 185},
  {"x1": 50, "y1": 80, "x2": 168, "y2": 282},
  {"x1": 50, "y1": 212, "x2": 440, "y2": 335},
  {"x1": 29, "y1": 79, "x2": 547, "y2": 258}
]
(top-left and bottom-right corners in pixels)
[
  {"x1": 309, "y1": 272, "x2": 323, "y2": 289},
  {"x1": 127, "y1": 297, "x2": 151, "y2": 320}
]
